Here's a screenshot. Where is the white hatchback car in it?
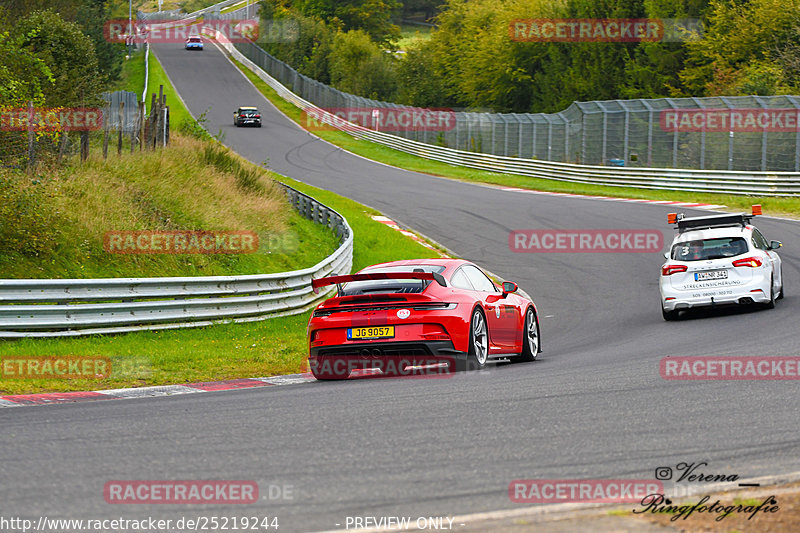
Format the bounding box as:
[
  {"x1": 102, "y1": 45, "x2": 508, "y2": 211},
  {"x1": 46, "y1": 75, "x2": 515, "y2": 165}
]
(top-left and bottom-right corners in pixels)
[{"x1": 660, "y1": 207, "x2": 783, "y2": 320}]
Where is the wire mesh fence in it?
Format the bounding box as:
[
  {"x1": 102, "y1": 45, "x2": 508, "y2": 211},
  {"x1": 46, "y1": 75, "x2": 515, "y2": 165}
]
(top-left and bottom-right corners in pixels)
[
  {"x1": 217, "y1": 5, "x2": 800, "y2": 172},
  {"x1": 0, "y1": 90, "x2": 169, "y2": 171},
  {"x1": 101, "y1": 91, "x2": 141, "y2": 133}
]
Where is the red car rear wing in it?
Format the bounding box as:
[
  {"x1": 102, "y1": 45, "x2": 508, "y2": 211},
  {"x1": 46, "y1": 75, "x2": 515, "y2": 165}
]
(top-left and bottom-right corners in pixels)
[{"x1": 311, "y1": 272, "x2": 447, "y2": 294}]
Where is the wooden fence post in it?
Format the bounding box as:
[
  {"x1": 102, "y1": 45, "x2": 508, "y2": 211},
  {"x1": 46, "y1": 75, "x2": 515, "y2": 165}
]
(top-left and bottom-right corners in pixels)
[
  {"x1": 80, "y1": 131, "x2": 89, "y2": 162},
  {"x1": 130, "y1": 102, "x2": 136, "y2": 153},
  {"x1": 139, "y1": 102, "x2": 144, "y2": 152},
  {"x1": 117, "y1": 101, "x2": 124, "y2": 155},
  {"x1": 57, "y1": 132, "x2": 69, "y2": 164},
  {"x1": 103, "y1": 109, "x2": 109, "y2": 159},
  {"x1": 151, "y1": 93, "x2": 158, "y2": 149}
]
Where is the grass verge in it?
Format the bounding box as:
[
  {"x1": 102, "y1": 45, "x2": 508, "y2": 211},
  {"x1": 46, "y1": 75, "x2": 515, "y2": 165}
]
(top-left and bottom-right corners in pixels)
[
  {"x1": 111, "y1": 48, "x2": 146, "y2": 93},
  {"x1": 0, "y1": 181, "x2": 444, "y2": 395},
  {"x1": 0, "y1": 133, "x2": 341, "y2": 279},
  {"x1": 228, "y1": 56, "x2": 800, "y2": 219}
]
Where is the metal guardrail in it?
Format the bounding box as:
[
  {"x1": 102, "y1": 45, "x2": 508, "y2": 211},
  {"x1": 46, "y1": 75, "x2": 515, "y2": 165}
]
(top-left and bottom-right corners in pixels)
[
  {"x1": 0, "y1": 185, "x2": 353, "y2": 338},
  {"x1": 137, "y1": 1, "x2": 243, "y2": 20},
  {"x1": 186, "y1": 0, "x2": 245, "y2": 18},
  {"x1": 213, "y1": 13, "x2": 800, "y2": 196}
]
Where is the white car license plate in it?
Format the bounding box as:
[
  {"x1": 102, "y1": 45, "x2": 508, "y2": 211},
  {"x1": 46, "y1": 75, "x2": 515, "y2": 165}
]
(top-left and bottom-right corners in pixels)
[{"x1": 695, "y1": 270, "x2": 728, "y2": 281}]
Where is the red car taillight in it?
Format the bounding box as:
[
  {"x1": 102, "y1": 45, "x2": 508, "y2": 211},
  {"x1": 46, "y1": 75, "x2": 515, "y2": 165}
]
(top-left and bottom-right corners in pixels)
[
  {"x1": 732, "y1": 257, "x2": 762, "y2": 268},
  {"x1": 661, "y1": 264, "x2": 687, "y2": 276},
  {"x1": 254, "y1": 114, "x2": 260, "y2": 118}
]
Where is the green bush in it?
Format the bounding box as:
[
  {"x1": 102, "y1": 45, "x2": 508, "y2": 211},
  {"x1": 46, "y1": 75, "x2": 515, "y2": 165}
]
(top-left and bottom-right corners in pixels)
[{"x1": 0, "y1": 171, "x2": 59, "y2": 257}]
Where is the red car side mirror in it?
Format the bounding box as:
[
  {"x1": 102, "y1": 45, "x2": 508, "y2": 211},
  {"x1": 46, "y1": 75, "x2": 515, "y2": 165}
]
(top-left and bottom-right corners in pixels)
[{"x1": 502, "y1": 281, "x2": 518, "y2": 296}]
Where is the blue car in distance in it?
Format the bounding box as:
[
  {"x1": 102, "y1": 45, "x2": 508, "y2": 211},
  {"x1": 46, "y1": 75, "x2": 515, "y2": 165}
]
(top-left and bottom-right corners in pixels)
[{"x1": 185, "y1": 37, "x2": 203, "y2": 50}]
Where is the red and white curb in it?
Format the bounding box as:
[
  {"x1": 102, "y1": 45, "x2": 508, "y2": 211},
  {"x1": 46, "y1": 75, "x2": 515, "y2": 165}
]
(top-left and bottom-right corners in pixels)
[
  {"x1": 497, "y1": 187, "x2": 726, "y2": 210},
  {"x1": 0, "y1": 373, "x2": 318, "y2": 408},
  {"x1": 371, "y1": 215, "x2": 448, "y2": 255},
  {"x1": 0, "y1": 367, "x2": 413, "y2": 408}
]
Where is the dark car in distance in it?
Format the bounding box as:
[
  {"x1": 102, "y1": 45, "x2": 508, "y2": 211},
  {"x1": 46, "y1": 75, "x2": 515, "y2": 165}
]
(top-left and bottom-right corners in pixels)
[{"x1": 233, "y1": 106, "x2": 261, "y2": 127}]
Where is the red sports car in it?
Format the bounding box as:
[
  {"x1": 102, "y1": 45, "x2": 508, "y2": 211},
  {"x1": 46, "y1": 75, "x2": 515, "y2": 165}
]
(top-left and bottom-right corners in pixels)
[{"x1": 308, "y1": 259, "x2": 541, "y2": 380}]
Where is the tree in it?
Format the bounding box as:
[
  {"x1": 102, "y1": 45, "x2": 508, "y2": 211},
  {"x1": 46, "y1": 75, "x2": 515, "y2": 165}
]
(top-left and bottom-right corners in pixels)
[
  {"x1": 0, "y1": 0, "x2": 123, "y2": 86},
  {"x1": 401, "y1": 0, "x2": 444, "y2": 23},
  {"x1": 0, "y1": 31, "x2": 52, "y2": 107},
  {"x1": 396, "y1": 44, "x2": 449, "y2": 107},
  {"x1": 680, "y1": 0, "x2": 800, "y2": 95},
  {"x1": 14, "y1": 10, "x2": 103, "y2": 106},
  {"x1": 0, "y1": 29, "x2": 54, "y2": 167},
  {"x1": 258, "y1": 1, "x2": 337, "y2": 83},
  {"x1": 292, "y1": 0, "x2": 401, "y2": 44},
  {"x1": 329, "y1": 29, "x2": 397, "y2": 99}
]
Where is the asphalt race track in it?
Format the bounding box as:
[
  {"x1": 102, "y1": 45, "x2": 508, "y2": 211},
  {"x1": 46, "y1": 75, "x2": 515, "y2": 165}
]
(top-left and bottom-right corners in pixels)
[{"x1": 2, "y1": 41, "x2": 800, "y2": 532}]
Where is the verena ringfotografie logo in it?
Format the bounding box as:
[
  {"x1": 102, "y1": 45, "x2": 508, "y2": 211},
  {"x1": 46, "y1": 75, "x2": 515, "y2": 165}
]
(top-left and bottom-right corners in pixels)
[
  {"x1": 660, "y1": 357, "x2": 800, "y2": 380},
  {"x1": 661, "y1": 109, "x2": 800, "y2": 132},
  {"x1": 302, "y1": 107, "x2": 456, "y2": 132},
  {"x1": 103, "y1": 19, "x2": 258, "y2": 44},
  {"x1": 103, "y1": 231, "x2": 258, "y2": 254},
  {"x1": 2, "y1": 356, "x2": 111, "y2": 380},
  {"x1": 1, "y1": 107, "x2": 103, "y2": 131},
  {"x1": 509, "y1": 18, "x2": 701, "y2": 42},
  {"x1": 509, "y1": 479, "x2": 664, "y2": 503},
  {"x1": 639, "y1": 461, "x2": 781, "y2": 522},
  {"x1": 634, "y1": 493, "x2": 779, "y2": 522},
  {"x1": 509, "y1": 230, "x2": 662, "y2": 253},
  {"x1": 104, "y1": 481, "x2": 259, "y2": 504}
]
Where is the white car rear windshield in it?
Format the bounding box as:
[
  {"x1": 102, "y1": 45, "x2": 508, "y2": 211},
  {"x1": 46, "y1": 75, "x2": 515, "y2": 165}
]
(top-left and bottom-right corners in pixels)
[{"x1": 671, "y1": 237, "x2": 748, "y2": 261}]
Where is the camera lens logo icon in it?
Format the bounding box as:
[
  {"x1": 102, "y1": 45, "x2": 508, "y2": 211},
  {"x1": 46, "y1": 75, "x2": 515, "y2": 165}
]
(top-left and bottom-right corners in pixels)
[{"x1": 655, "y1": 467, "x2": 673, "y2": 480}]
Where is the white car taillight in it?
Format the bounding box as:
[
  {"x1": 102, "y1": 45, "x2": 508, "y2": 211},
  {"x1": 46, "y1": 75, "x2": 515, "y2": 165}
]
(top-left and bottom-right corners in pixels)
[
  {"x1": 661, "y1": 264, "x2": 688, "y2": 276},
  {"x1": 732, "y1": 257, "x2": 762, "y2": 268}
]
